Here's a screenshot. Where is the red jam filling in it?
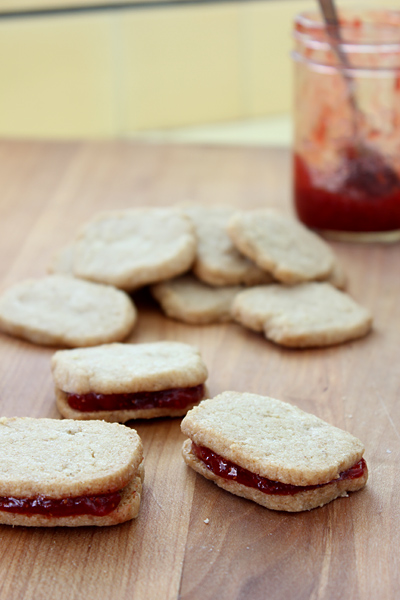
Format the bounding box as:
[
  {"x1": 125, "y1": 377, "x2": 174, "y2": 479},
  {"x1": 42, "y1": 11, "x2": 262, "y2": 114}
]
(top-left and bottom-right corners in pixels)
[
  {"x1": 192, "y1": 442, "x2": 366, "y2": 496},
  {"x1": 0, "y1": 491, "x2": 121, "y2": 517},
  {"x1": 294, "y1": 152, "x2": 400, "y2": 233},
  {"x1": 67, "y1": 384, "x2": 204, "y2": 412}
]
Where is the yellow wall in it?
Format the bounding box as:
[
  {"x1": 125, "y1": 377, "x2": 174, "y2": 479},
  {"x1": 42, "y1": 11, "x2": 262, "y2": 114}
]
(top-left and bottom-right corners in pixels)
[{"x1": 0, "y1": 0, "x2": 395, "y2": 138}]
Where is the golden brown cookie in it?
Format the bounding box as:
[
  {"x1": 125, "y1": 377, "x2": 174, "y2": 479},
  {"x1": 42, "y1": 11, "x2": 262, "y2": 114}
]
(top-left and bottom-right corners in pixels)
[
  {"x1": 0, "y1": 275, "x2": 136, "y2": 347},
  {"x1": 73, "y1": 208, "x2": 196, "y2": 290},
  {"x1": 0, "y1": 417, "x2": 143, "y2": 526},
  {"x1": 151, "y1": 275, "x2": 242, "y2": 324},
  {"x1": 181, "y1": 392, "x2": 368, "y2": 512},
  {"x1": 231, "y1": 282, "x2": 372, "y2": 348},
  {"x1": 227, "y1": 209, "x2": 335, "y2": 284},
  {"x1": 52, "y1": 341, "x2": 208, "y2": 421},
  {"x1": 181, "y1": 205, "x2": 273, "y2": 286}
]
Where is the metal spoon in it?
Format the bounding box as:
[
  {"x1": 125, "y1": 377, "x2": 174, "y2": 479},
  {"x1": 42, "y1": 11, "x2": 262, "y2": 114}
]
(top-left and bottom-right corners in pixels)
[
  {"x1": 317, "y1": 0, "x2": 400, "y2": 194},
  {"x1": 317, "y1": 0, "x2": 361, "y2": 140}
]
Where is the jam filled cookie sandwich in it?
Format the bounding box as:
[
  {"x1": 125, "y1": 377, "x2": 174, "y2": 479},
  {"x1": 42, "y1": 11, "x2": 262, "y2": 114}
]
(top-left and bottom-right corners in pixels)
[
  {"x1": 0, "y1": 418, "x2": 143, "y2": 527},
  {"x1": 52, "y1": 341, "x2": 208, "y2": 422},
  {"x1": 181, "y1": 392, "x2": 368, "y2": 512}
]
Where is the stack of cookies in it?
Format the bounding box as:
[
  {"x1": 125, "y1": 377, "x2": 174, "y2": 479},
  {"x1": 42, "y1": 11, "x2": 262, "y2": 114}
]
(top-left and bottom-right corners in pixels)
[
  {"x1": 0, "y1": 204, "x2": 370, "y2": 350},
  {"x1": 151, "y1": 206, "x2": 372, "y2": 347},
  {"x1": 0, "y1": 208, "x2": 199, "y2": 348}
]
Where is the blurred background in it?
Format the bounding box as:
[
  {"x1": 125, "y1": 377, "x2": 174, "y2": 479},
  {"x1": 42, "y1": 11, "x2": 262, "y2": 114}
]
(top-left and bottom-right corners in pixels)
[{"x1": 0, "y1": 0, "x2": 395, "y2": 146}]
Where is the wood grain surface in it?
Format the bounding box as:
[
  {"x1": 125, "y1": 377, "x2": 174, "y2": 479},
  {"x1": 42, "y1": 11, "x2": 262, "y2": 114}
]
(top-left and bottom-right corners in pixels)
[{"x1": 0, "y1": 140, "x2": 398, "y2": 600}]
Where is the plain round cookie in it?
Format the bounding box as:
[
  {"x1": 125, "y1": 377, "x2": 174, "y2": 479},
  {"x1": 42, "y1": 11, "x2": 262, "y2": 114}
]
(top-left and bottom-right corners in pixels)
[
  {"x1": 231, "y1": 282, "x2": 372, "y2": 348},
  {"x1": 0, "y1": 275, "x2": 136, "y2": 347},
  {"x1": 73, "y1": 208, "x2": 197, "y2": 290},
  {"x1": 227, "y1": 209, "x2": 335, "y2": 284},
  {"x1": 151, "y1": 275, "x2": 242, "y2": 324},
  {"x1": 180, "y1": 205, "x2": 273, "y2": 286}
]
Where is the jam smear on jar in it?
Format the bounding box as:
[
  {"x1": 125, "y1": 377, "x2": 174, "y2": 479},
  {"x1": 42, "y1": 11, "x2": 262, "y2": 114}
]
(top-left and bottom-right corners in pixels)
[
  {"x1": 192, "y1": 442, "x2": 367, "y2": 496},
  {"x1": 294, "y1": 151, "x2": 400, "y2": 233},
  {"x1": 0, "y1": 491, "x2": 121, "y2": 517},
  {"x1": 68, "y1": 384, "x2": 204, "y2": 412}
]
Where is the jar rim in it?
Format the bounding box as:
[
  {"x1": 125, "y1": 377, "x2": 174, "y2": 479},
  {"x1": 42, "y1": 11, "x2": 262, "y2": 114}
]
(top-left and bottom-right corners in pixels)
[
  {"x1": 294, "y1": 9, "x2": 400, "y2": 53},
  {"x1": 292, "y1": 50, "x2": 400, "y2": 76},
  {"x1": 293, "y1": 30, "x2": 400, "y2": 55}
]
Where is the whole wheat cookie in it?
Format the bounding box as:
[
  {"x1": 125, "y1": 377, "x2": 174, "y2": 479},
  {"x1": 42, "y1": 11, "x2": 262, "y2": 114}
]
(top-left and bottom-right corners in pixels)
[
  {"x1": 231, "y1": 282, "x2": 372, "y2": 348},
  {"x1": 52, "y1": 341, "x2": 208, "y2": 421},
  {"x1": 181, "y1": 391, "x2": 368, "y2": 512},
  {"x1": 151, "y1": 275, "x2": 242, "y2": 324},
  {"x1": 72, "y1": 208, "x2": 196, "y2": 290},
  {"x1": 227, "y1": 209, "x2": 335, "y2": 284},
  {"x1": 0, "y1": 274, "x2": 136, "y2": 347},
  {"x1": 180, "y1": 205, "x2": 273, "y2": 286},
  {"x1": 0, "y1": 417, "x2": 144, "y2": 527}
]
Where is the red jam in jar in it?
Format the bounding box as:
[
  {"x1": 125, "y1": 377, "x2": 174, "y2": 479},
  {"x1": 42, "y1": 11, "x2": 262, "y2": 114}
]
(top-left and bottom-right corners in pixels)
[
  {"x1": 294, "y1": 153, "x2": 400, "y2": 233},
  {"x1": 292, "y1": 9, "x2": 400, "y2": 241},
  {"x1": 192, "y1": 442, "x2": 367, "y2": 496},
  {"x1": 0, "y1": 491, "x2": 121, "y2": 517},
  {"x1": 68, "y1": 384, "x2": 204, "y2": 412}
]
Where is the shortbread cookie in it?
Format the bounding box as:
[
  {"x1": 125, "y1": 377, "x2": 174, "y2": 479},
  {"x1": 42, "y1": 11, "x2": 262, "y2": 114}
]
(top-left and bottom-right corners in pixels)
[
  {"x1": 73, "y1": 208, "x2": 196, "y2": 290},
  {"x1": 231, "y1": 282, "x2": 372, "y2": 348},
  {"x1": 0, "y1": 417, "x2": 143, "y2": 526},
  {"x1": 181, "y1": 205, "x2": 273, "y2": 286},
  {"x1": 228, "y1": 209, "x2": 335, "y2": 284},
  {"x1": 181, "y1": 392, "x2": 368, "y2": 512},
  {"x1": 0, "y1": 275, "x2": 136, "y2": 347},
  {"x1": 151, "y1": 275, "x2": 242, "y2": 324},
  {"x1": 52, "y1": 341, "x2": 208, "y2": 421}
]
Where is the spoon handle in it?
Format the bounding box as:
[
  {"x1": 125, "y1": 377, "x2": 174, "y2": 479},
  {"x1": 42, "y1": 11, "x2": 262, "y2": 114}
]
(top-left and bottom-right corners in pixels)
[
  {"x1": 317, "y1": 0, "x2": 358, "y2": 117},
  {"x1": 318, "y1": 0, "x2": 350, "y2": 68}
]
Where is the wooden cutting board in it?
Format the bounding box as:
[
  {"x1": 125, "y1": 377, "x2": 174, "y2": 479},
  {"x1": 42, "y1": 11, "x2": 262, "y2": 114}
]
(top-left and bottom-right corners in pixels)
[{"x1": 0, "y1": 140, "x2": 398, "y2": 600}]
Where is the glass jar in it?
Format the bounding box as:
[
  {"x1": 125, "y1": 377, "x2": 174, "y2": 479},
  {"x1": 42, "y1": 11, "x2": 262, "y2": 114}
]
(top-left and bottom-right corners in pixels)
[{"x1": 292, "y1": 9, "x2": 400, "y2": 242}]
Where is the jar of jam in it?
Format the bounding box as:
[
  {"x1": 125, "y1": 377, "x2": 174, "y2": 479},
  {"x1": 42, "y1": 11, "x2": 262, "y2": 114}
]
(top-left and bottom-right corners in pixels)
[{"x1": 292, "y1": 9, "x2": 400, "y2": 242}]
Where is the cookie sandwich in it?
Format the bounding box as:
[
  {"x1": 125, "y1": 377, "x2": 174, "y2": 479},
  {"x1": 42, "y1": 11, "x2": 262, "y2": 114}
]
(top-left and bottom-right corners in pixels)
[
  {"x1": 0, "y1": 418, "x2": 143, "y2": 527},
  {"x1": 181, "y1": 392, "x2": 368, "y2": 512},
  {"x1": 52, "y1": 341, "x2": 208, "y2": 421}
]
